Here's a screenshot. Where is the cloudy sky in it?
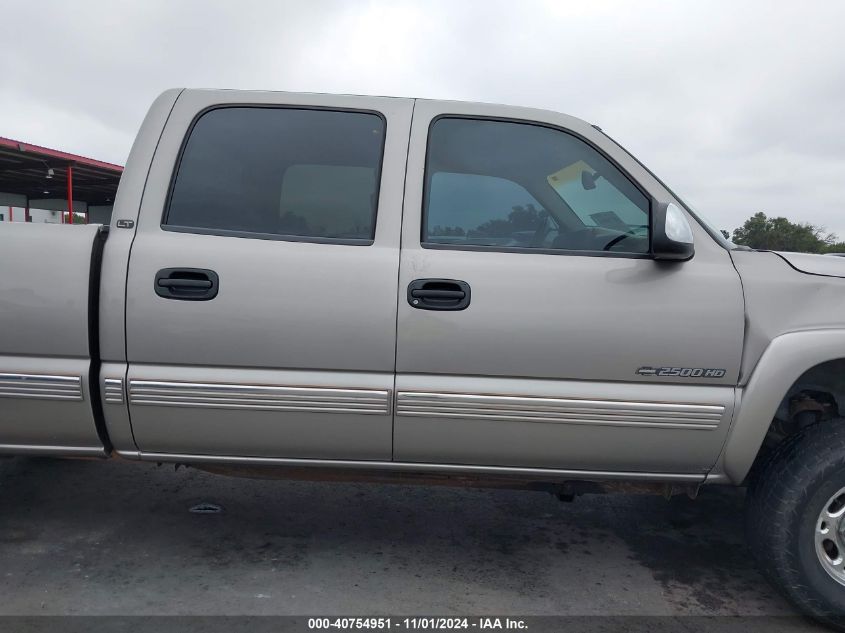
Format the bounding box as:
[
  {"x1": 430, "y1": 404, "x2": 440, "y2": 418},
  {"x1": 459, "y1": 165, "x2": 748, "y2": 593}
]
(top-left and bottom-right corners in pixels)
[{"x1": 2, "y1": 0, "x2": 843, "y2": 236}]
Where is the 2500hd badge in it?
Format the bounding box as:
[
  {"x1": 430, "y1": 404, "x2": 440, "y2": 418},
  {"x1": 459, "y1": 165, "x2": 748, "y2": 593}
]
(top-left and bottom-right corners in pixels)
[{"x1": 636, "y1": 366, "x2": 727, "y2": 378}]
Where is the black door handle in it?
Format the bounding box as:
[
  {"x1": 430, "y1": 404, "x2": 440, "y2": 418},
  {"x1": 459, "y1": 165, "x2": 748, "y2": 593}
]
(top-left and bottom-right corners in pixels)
[
  {"x1": 154, "y1": 268, "x2": 219, "y2": 301},
  {"x1": 408, "y1": 279, "x2": 470, "y2": 311},
  {"x1": 157, "y1": 279, "x2": 212, "y2": 289}
]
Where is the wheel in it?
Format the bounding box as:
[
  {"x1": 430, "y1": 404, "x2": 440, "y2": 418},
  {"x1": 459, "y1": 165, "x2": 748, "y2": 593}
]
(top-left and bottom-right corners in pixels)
[{"x1": 746, "y1": 420, "x2": 845, "y2": 628}]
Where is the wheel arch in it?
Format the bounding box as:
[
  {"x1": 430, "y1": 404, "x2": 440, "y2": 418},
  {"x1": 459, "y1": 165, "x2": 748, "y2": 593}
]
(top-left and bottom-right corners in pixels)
[{"x1": 723, "y1": 329, "x2": 845, "y2": 483}]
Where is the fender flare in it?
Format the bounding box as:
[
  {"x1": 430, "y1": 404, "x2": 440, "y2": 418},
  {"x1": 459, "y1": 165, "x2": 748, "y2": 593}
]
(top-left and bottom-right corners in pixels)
[{"x1": 723, "y1": 328, "x2": 845, "y2": 483}]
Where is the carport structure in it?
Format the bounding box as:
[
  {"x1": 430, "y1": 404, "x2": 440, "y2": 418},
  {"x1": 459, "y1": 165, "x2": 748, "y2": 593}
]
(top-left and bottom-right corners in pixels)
[{"x1": 0, "y1": 136, "x2": 122, "y2": 224}]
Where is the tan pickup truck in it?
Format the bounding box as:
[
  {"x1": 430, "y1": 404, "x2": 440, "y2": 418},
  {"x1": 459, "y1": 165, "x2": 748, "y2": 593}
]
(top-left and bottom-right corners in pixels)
[{"x1": 3, "y1": 89, "x2": 845, "y2": 626}]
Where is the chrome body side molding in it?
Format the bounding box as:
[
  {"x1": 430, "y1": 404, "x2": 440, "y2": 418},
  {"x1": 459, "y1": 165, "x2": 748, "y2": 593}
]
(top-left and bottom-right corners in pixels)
[
  {"x1": 127, "y1": 380, "x2": 391, "y2": 415},
  {"x1": 134, "y1": 451, "x2": 707, "y2": 483},
  {"x1": 393, "y1": 374, "x2": 734, "y2": 472},
  {"x1": 114, "y1": 449, "x2": 141, "y2": 459},
  {"x1": 0, "y1": 373, "x2": 83, "y2": 401},
  {"x1": 0, "y1": 444, "x2": 106, "y2": 457},
  {"x1": 103, "y1": 378, "x2": 125, "y2": 404},
  {"x1": 396, "y1": 391, "x2": 725, "y2": 430}
]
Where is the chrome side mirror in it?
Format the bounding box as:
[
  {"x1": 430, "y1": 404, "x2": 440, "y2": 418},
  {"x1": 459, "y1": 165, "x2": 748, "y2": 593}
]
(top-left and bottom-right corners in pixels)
[{"x1": 652, "y1": 202, "x2": 695, "y2": 261}]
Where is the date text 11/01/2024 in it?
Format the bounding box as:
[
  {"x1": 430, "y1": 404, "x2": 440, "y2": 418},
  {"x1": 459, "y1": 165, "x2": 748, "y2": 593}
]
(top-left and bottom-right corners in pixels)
[{"x1": 307, "y1": 618, "x2": 528, "y2": 630}]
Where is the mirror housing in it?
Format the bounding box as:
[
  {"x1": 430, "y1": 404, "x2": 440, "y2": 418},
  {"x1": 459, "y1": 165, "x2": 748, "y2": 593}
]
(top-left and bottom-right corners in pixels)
[
  {"x1": 652, "y1": 201, "x2": 695, "y2": 261},
  {"x1": 581, "y1": 170, "x2": 599, "y2": 190}
]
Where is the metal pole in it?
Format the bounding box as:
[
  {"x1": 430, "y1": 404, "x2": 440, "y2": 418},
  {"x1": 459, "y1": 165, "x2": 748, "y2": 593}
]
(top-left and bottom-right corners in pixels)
[
  {"x1": 66, "y1": 164, "x2": 74, "y2": 224},
  {"x1": 25, "y1": 199, "x2": 30, "y2": 223},
  {"x1": 8, "y1": 206, "x2": 13, "y2": 222}
]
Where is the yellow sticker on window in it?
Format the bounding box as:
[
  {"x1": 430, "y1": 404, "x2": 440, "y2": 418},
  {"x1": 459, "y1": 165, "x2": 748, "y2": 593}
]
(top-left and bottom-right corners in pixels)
[{"x1": 547, "y1": 160, "x2": 594, "y2": 188}]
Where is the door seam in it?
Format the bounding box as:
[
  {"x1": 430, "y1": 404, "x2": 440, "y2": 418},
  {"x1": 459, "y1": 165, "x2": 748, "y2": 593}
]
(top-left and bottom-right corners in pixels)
[{"x1": 391, "y1": 98, "x2": 417, "y2": 461}]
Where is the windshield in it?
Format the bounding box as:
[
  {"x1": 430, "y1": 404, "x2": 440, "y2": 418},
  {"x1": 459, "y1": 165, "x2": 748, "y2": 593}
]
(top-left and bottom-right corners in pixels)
[{"x1": 674, "y1": 195, "x2": 739, "y2": 248}]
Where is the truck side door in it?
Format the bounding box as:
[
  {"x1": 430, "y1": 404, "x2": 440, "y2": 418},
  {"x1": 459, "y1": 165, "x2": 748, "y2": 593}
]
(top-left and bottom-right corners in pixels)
[
  {"x1": 394, "y1": 100, "x2": 744, "y2": 475},
  {"x1": 124, "y1": 91, "x2": 412, "y2": 459}
]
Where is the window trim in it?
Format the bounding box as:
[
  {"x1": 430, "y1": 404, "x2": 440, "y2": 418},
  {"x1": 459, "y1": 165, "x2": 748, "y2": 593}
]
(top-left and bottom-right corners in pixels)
[
  {"x1": 160, "y1": 104, "x2": 388, "y2": 246},
  {"x1": 422, "y1": 242, "x2": 652, "y2": 259},
  {"x1": 420, "y1": 114, "x2": 655, "y2": 258}
]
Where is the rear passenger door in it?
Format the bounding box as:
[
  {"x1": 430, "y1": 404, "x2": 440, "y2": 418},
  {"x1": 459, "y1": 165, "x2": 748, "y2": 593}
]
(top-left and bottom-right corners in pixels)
[
  {"x1": 125, "y1": 91, "x2": 412, "y2": 459},
  {"x1": 393, "y1": 101, "x2": 744, "y2": 475}
]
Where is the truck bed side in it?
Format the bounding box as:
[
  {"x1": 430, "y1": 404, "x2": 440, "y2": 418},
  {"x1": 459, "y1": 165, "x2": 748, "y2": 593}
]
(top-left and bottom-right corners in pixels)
[{"x1": 0, "y1": 223, "x2": 108, "y2": 455}]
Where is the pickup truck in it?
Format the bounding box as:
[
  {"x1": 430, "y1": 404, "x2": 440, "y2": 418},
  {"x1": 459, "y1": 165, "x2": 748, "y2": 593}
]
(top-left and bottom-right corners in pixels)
[{"x1": 3, "y1": 89, "x2": 845, "y2": 625}]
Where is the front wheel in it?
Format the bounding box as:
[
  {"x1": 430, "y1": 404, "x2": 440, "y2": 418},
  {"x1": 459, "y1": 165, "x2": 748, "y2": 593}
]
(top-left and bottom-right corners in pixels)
[{"x1": 746, "y1": 421, "x2": 845, "y2": 629}]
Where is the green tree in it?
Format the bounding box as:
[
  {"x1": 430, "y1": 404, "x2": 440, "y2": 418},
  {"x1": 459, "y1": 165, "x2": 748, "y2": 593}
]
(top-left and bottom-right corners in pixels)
[{"x1": 732, "y1": 212, "x2": 836, "y2": 253}]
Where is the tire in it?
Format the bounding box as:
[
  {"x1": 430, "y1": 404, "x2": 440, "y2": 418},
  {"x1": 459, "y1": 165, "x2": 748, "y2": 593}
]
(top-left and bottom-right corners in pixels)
[{"x1": 746, "y1": 420, "x2": 845, "y2": 629}]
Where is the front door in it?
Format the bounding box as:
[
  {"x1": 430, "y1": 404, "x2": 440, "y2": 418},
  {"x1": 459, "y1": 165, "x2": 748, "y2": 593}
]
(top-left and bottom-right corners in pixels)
[
  {"x1": 393, "y1": 100, "x2": 744, "y2": 474},
  {"x1": 125, "y1": 91, "x2": 412, "y2": 459}
]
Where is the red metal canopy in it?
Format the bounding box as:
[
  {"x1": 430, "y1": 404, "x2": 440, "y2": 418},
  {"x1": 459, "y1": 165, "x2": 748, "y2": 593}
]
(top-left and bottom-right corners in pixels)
[{"x1": 0, "y1": 136, "x2": 123, "y2": 223}]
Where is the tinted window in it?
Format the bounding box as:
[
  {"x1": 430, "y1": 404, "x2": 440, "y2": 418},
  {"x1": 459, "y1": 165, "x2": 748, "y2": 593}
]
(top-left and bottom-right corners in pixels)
[
  {"x1": 427, "y1": 173, "x2": 547, "y2": 247},
  {"x1": 166, "y1": 107, "x2": 385, "y2": 242},
  {"x1": 424, "y1": 118, "x2": 650, "y2": 254}
]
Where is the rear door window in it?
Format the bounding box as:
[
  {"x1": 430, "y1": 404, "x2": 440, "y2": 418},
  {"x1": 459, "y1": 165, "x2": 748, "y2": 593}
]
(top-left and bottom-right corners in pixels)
[{"x1": 165, "y1": 107, "x2": 386, "y2": 243}]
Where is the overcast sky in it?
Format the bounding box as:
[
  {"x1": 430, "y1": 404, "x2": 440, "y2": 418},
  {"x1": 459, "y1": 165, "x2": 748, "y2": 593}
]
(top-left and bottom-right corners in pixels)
[{"x1": 2, "y1": 0, "x2": 843, "y2": 236}]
